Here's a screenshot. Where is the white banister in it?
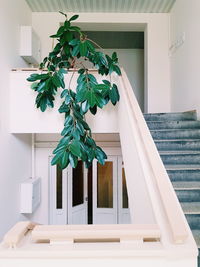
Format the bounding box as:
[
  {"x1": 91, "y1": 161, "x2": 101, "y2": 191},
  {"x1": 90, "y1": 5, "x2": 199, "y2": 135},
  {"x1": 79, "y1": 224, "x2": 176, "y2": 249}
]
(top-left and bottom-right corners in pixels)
[
  {"x1": 31, "y1": 224, "x2": 160, "y2": 244},
  {"x1": 119, "y1": 68, "x2": 188, "y2": 244},
  {"x1": 3, "y1": 221, "x2": 38, "y2": 248}
]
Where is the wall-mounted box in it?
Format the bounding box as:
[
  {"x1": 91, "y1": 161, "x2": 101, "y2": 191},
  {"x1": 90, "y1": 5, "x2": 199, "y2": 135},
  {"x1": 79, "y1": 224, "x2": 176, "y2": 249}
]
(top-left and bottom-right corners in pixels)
[
  {"x1": 20, "y1": 177, "x2": 41, "y2": 214},
  {"x1": 20, "y1": 26, "x2": 41, "y2": 65}
]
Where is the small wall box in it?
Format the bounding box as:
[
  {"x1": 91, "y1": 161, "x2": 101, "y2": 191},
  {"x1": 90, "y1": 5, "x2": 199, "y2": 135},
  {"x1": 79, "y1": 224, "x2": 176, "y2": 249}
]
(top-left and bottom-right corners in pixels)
[
  {"x1": 20, "y1": 178, "x2": 41, "y2": 214},
  {"x1": 20, "y1": 26, "x2": 41, "y2": 64}
]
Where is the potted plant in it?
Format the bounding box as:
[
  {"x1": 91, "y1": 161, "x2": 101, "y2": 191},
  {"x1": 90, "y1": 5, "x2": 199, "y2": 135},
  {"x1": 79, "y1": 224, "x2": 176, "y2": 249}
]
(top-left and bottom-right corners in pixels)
[{"x1": 27, "y1": 12, "x2": 121, "y2": 169}]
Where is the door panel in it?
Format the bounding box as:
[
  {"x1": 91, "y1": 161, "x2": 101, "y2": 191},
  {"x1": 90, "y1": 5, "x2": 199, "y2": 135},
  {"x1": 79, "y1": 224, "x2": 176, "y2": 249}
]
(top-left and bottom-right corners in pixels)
[
  {"x1": 68, "y1": 160, "x2": 88, "y2": 224},
  {"x1": 93, "y1": 156, "x2": 118, "y2": 224},
  {"x1": 49, "y1": 159, "x2": 67, "y2": 225}
]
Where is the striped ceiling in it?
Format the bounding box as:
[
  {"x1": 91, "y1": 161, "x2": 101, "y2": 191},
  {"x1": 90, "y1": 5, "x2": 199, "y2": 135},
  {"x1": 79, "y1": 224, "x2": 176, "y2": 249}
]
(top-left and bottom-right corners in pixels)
[{"x1": 25, "y1": 0, "x2": 176, "y2": 13}]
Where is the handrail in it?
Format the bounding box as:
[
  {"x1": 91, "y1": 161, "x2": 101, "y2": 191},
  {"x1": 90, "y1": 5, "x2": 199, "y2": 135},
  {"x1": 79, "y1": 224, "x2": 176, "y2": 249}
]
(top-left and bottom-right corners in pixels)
[
  {"x1": 3, "y1": 221, "x2": 38, "y2": 248},
  {"x1": 119, "y1": 68, "x2": 188, "y2": 244},
  {"x1": 32, "y1": 224, "x2": 160, "y2": 244}
]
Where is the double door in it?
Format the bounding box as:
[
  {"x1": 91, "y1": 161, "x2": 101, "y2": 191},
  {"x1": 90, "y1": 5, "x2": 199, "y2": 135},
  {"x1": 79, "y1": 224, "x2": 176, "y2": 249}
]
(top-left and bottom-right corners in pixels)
[
  {"x1": 49, "y1": 155, "x2": 131, "y2": 224},
  {"x1": 93, "y1": 156, "x2": 131, "y2": 224}
]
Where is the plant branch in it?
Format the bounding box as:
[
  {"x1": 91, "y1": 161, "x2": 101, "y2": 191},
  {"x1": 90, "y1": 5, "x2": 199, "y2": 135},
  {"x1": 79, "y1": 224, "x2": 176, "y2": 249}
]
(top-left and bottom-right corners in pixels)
[{"x1": 86, "y1": 38, "x2": 104, "y2": 51}]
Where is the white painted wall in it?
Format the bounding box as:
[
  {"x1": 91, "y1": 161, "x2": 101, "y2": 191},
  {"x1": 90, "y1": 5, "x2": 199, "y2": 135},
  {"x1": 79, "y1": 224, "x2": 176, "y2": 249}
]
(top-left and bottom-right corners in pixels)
[
  {"x1": 170, "y1": 0, "x2": 200, "y2": 116},
  {"x1": 102, "y1": 49, "x2": 144, "y2": 111},
  {"x1": 0, "y1": 0, "x2": 32, "y2": 239},
  {"x1": 32, "y1": 12, "x2": 170, "y2": 113},
  {"x1": 10, "y1": 72, "x2": 119, "y2": 133}
]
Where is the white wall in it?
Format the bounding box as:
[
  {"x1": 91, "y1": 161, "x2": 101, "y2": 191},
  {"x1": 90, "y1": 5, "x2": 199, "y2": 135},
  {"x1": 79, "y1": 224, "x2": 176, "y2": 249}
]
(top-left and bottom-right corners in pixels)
[
  {"x1": 170, "y1": 0, "x2": 200, "y2": 116},
  {"x1": 103, "y1": 49, "x2": 144, "y2": 111},
  {"x1": 10, "y1": 72, "x2": 119, "y2": 133},
  {"x1": 32, "y1": 12, "x2": 170, "y2": 113},
  {"x1": 0, "y1": 0, "x2": 32, "y2": 239}
]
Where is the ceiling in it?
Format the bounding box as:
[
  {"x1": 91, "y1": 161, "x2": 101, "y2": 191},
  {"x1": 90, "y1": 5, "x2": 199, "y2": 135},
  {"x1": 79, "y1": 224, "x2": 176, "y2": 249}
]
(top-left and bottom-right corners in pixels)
[{"x1": 25, "y1": 0, "x2": 176, "y2": 13}]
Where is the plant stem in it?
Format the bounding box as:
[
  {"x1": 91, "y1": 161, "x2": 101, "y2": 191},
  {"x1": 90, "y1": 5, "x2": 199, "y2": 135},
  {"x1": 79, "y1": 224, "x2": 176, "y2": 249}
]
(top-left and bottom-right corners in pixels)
[{"x1": 86, "y1": 38, "x2": 104, "y2": 51}]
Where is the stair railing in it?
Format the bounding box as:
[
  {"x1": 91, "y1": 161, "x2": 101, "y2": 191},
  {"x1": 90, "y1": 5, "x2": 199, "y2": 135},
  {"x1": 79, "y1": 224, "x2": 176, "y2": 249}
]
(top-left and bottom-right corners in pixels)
[{"x1": 118, "y1": 68, "x2": 188, "y2": 244}]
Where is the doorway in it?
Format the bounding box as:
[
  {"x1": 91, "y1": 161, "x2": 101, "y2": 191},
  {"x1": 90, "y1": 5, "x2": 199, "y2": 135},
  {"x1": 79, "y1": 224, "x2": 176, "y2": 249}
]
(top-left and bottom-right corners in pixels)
[{"x1": 49, "y1": 154, "x2": 131, "y2": 225}]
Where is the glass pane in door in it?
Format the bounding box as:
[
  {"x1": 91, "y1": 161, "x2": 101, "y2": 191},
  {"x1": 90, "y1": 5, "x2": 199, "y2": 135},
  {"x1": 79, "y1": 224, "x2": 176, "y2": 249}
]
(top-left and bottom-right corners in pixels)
[
  {"x1": 122, "y1": 167, "x2": 129, "y2": 209},
  {"x1": 72, "y1": 161, "x2": 84, "y2": 207},
  {"x1": 56, "y1": 165, "x2": 63, "y2": 209},
  {"x1": 97, "y1": 161, "x2": 113, "y2": 208}
]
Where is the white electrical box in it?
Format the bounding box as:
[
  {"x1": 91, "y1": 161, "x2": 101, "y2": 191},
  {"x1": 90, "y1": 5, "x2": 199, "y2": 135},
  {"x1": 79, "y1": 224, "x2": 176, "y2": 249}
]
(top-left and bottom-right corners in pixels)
[
  {"x1": 20, "y1": 177, "x2": 41, "y2": 214},
  {"x1": 20, "y1": 26, "x2": 41, "y2": 65}
]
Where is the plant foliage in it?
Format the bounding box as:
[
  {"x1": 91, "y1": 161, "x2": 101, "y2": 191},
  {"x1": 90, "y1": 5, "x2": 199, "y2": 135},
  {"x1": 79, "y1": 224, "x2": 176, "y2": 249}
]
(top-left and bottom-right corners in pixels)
[{"x1": 27, "y1": 12, "x2": 121, "y2": 169}]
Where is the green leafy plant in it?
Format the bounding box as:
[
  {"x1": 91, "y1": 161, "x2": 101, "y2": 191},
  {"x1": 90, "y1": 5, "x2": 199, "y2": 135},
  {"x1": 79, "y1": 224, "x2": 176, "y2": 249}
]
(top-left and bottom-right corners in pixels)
[{"x1": 27, "y1": 12, "x2": 121, "y2": 169}]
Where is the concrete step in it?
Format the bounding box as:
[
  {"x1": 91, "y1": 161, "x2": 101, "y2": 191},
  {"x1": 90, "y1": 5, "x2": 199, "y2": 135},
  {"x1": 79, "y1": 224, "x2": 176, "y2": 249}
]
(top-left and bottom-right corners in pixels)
[
  {"x1": 144, "y1": 110, "x2": 197, "y2": 122},
  {"x1": 192, "y1": 230, "x2": 200, "y2": 248},
  {"x1": 166, "y1": 167, "x2": 200, "y2": 182},
  {"x1": 160, "y1": 152, "x2": 200, "y2": 165},
  {"x1": 155, "y1": 140, "x2": 200, "y2": 151},
  {"x1": 176, "y1": 189, "x2": 200, "y2": 202},
  {"x1": 147, "y1": 120, "x2": 200, "y2": 130},
  {"x1": 181, "y1": 202, "x2": 200, "y2": 214},
  {"x1": 172, "y1": 181, "x2": 200, "y2": 190},
  {"x1": 151, "y1": 129, "x2": 200, "y2": 140},
  {"x1": 185, "y1": 214, "x2": 200, "y2": 230}
]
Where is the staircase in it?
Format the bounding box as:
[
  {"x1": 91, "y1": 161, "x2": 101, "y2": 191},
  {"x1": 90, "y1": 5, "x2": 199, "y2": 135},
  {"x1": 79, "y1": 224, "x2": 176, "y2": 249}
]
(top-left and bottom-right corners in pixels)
[{"x1": 145, "y1": 110, "x2": 200, "y2": 266}]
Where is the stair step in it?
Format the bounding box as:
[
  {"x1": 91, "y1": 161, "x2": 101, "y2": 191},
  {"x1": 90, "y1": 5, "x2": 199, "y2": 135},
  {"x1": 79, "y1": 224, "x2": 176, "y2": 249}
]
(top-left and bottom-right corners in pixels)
[
  {"x1": 192, "y1": 230, "x2": 200, "y2": 248},
  {"x1": 167, "y1": 167, "x2": 200, "y2": 182},
  {"x1": 173, "y1": 181, "x2": 200, "y2": 190},
  {"x1": 160, "y1": 152, "x2": 200, "y2": 165},
  {"x1": 180, "y1": 202, "x2": 200, "y2": 214},
  {"x1": 185, "y1": 214, "x2": 200, "y2": 230},
  {"x1": 155, "y1": 140, "x2": 200, "y2": 151},
  {"x1": 144, "y1": 110, "x2": 197, "y2": 122},
  {"x1": 176, "y1": 189, "x2": 200, "y2": 202},
  {"x1": 147, "y1": 120, "x2": 200, "y2": 130},
  {"x1": 151, "y1": 129, "x2": 200, "y2": 140},
  {"x1": 166, "y1": 165, "x2": 200, "y2": 170}
]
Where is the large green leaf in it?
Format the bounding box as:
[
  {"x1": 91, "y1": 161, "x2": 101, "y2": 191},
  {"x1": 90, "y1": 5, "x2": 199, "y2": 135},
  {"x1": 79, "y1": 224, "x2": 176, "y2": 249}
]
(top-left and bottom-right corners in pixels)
[
  {"x1": 69, "y1": 39, "x2": 79, "y2": 46},
  {"x1": 60, "y1": 151, "x2": 69, "y2": 169},
  {"x1": 72, "y1": 45, "x2": 80, "y2": 56},
  {"x1": 64, "y1": 115, "x2": 73, "y2": 126},
  {"x1": 81, "y1": 100, "x2": 90, "y2": 114},
  {"x1": 69, "y1": 153, "x2": 78, "y2": 168},
  {"x1": 61, "y1": 125, "x2": 73, "y2": 136},
  {"x1": 57, "y1": 26, "x2": 65, "y2": 36},
  {"x1": 109, "y1": 84, "x2": 120, "y2": 105},
  {"x1": 69, "y1": 140, "x2": 81, "y2": 157},
  {"x1": 59, "y1": 135, "x2": 71, "y2": 147},
  {"x1": 94, "y1": 93, "x2": 106, "y2": 108},
  {"x1": 86, "y1": 90, "x2": 96, "y2": 107},
  {"x1": 51, "y1": 151, "x2": 63, "y2": 165},
  {"x1": 58, "y1": 102, "x2": 70, "y2": 113},
  {"x1": 76, "y1": 88, "x2": 87, "y2": 102},
  {"x1": 113, "y1": 65, "x2": 121, "y2": 75},
  {"x1": 79, "y1": 41, "x2": 87, "y2": 57},
  {"x1": 69, "y1": 14, "x2": 79, "y2": 21}
]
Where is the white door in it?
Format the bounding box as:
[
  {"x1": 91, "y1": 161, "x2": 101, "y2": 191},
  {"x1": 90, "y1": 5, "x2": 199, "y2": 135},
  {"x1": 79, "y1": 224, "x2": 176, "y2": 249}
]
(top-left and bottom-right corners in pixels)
[
  {"x1": 93, "y1": 156, "x2": 118, "y2": 224},
  {"x1": 49, "y1": 157, "x2": 68, "y2": 224},
  {"x1": 49, "y1": 158, "x2": 88, "y2": 225},
  {"x1": 93, "y1": 155, "x2": 131, "y2": 224},
  {"x1": 68, "y1": 160, "x2": 88, "y2": 224}
]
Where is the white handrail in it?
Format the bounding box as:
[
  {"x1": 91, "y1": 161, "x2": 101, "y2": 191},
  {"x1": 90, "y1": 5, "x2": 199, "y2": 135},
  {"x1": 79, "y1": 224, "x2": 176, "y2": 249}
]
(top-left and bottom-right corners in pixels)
[
  {"x1": 119, "y1": 68, "x2": 188, "y2": 244},
  {"x1": 31, "y1": 224, "x2": 160, "y2": 243},
  {"x1": 3, "y1": 221, "x2": 38, "y2": 248}
]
